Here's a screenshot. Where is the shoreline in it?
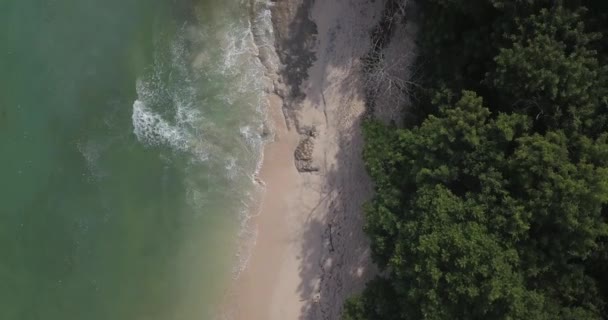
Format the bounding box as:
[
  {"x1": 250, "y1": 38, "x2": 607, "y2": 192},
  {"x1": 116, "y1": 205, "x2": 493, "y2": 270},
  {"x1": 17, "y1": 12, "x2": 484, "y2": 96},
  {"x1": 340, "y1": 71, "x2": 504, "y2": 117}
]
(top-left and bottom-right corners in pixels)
[{"x1": 229, "y1": 0, "x2": 391, "y2": 318}]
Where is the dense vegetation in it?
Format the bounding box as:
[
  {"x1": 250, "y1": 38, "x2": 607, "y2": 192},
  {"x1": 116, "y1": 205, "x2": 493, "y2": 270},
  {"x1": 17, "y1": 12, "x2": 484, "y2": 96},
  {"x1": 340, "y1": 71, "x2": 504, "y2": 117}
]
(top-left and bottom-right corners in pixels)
[{"x1": 344, "y1": 1, "x2": 608, "y2": 319}]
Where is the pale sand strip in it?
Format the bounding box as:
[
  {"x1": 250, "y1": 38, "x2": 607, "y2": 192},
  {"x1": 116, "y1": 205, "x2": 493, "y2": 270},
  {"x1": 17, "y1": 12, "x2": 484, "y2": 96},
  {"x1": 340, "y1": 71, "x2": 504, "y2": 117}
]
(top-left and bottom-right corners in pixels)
[{"x1": 231, "y1": 0, "x2": 387, "y2": 319}]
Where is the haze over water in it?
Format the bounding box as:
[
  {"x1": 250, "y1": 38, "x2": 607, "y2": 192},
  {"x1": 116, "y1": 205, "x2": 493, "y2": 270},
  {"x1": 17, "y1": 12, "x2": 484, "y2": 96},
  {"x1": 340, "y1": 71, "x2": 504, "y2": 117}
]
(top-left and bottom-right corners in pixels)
[{"x1": 0, "y1": 0, "x2": 272, "y2": 318}]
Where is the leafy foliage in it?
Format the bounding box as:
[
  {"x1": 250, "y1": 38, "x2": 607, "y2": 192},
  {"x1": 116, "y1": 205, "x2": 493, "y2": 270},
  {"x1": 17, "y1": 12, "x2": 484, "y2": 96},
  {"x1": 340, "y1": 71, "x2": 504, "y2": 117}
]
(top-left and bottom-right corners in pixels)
[
  {"x1": 489, "y1": 8, "x2": 608, "y2": 133},
  {"x1": 357, "y1": 92, "x2": 608, "y2": 319},
  {"x1": 344, "y1": 1, "x2": 608, "y2": 319}
]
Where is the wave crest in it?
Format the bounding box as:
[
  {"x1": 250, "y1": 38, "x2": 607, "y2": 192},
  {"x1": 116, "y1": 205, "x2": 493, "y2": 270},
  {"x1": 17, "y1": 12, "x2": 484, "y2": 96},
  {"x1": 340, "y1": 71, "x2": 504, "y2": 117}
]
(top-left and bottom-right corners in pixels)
[{"x1": 132, "y1": 100, "x2": 190, "y2": 151}]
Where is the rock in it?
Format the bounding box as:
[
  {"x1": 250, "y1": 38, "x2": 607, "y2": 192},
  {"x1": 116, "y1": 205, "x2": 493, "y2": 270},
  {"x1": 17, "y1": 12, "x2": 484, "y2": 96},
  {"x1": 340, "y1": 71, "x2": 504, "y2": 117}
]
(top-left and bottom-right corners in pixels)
[
  {"x1": 297, "y1": 124, "x2": 317, "y2": 136},
  {"x1": 261, "y1": 123, "x2": 271, "y2": 139},
  {"x1": 274, "y1": 80, "x2": 287, "y2": 98},
  {"x1": 294, "y1": 134, "x2": 319, "y2": 172},
  {"x1": 309, "y1": 126, "x2": 318, "y2": 138},
  {"x1": 295, "y1": 136, "x2": 314, "y2": 161}
]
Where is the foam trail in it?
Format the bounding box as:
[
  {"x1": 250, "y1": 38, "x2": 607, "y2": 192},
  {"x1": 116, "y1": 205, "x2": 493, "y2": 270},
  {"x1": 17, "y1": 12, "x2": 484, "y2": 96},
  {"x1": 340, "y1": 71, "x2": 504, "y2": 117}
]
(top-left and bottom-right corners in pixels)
[{"x1": 132, "y1": 100, "x2": 190, "y2": 151}]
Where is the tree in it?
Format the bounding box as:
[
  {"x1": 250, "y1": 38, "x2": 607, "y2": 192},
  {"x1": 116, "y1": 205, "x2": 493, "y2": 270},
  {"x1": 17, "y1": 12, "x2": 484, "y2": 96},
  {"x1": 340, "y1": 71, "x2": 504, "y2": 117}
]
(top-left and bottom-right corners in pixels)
[
  {"x1": 347, "y1": 91, "x2": 608, "y2": 319},
  {"x1": 489, "y1": 8, "x2": 608, "y2": 134},
  {"x1": 346, "y1": 2, "x2": 608, "y2": 319}
]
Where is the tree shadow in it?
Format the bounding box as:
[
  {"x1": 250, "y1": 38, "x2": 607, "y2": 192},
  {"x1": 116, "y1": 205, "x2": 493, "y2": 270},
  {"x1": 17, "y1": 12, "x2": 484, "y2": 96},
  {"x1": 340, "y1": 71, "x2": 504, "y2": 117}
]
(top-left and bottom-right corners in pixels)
[
  {"x1": 287, "y1": 3, "x2": 385, "y2": 319},
  {"x1": 268, "y1": 0, "x2": 413, "y2": 318},
  {"x1": 295, "y1": 113, "x2": 377, "y2": 320}
]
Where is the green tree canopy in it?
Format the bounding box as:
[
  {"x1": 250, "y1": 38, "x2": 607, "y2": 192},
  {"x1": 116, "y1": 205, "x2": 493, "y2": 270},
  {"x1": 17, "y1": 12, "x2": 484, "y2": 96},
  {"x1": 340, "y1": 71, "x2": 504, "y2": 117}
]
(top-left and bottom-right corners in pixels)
[
  {"x1": 349, "y1": 91, "x2": 608, "y2": 319},
  {"x1": 489, "y1": 8, "x2": 608, "y2": 133},
  {"x1": 345, "y1": 2, "x2": 608, "y2": 320}
]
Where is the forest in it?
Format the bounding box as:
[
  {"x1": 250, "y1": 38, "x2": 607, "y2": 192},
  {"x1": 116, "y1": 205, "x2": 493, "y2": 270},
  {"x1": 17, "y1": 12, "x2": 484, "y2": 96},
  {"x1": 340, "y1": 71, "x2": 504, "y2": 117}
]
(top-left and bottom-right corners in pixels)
[{"x1": 344, "y1": 0, "x2": 608, "y2": 319}]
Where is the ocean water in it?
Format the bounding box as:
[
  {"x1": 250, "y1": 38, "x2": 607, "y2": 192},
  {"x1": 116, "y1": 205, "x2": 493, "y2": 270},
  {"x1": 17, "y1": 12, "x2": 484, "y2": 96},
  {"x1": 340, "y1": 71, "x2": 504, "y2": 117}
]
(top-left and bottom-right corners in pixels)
[{"x1": 0, "y1": 0, "x2": 274, "y2": 319}]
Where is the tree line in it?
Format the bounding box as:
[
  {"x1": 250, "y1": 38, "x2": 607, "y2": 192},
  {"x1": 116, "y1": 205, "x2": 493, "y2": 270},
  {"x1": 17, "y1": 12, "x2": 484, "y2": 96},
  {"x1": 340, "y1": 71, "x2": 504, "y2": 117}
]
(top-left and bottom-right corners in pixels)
[{"x1": 344, "y1": 1, "x2": 608, "y2": 319}]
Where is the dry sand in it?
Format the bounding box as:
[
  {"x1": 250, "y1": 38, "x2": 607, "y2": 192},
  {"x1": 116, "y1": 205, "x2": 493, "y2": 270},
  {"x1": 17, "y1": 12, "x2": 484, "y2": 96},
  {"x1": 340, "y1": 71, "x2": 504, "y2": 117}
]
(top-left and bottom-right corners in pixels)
[{"x1": 230, "y1": 0, "x2": 391, "y2": 319}]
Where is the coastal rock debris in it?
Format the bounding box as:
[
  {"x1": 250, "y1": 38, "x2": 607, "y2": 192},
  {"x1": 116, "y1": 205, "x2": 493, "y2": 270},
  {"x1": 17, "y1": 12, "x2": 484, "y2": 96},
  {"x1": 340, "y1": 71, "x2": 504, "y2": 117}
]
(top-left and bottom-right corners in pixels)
[{"x1": 294, "y1": 126, "x2": 319, "y2": 172}]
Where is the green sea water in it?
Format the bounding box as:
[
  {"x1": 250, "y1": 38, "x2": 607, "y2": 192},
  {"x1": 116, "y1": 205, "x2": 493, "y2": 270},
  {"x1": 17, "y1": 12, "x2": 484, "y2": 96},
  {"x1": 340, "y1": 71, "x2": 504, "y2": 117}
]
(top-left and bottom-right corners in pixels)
[{"x1": 0, "y1": 0, "x2": 272, "y2": 319}]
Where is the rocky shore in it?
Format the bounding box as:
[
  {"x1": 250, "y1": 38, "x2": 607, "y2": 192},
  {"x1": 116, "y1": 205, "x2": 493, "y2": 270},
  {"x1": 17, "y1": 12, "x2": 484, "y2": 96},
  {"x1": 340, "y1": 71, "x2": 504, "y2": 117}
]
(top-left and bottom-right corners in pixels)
[{"x1": 231, "y1": 0, "x2": 417, "y2": 319}]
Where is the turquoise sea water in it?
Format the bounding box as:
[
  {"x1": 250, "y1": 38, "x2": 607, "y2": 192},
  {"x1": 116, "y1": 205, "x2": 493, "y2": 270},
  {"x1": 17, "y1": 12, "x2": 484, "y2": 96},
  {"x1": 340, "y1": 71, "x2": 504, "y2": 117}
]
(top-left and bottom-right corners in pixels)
[{"x1": 0, "y1": 0, "x2": 272, "y2": 319}]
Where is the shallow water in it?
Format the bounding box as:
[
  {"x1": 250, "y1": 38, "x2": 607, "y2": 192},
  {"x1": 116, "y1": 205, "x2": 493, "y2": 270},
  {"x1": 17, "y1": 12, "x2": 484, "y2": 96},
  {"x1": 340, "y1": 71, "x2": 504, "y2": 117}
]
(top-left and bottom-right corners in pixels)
[{"x1": 0, "y1": 0, "x2": 272, "y2": 318}]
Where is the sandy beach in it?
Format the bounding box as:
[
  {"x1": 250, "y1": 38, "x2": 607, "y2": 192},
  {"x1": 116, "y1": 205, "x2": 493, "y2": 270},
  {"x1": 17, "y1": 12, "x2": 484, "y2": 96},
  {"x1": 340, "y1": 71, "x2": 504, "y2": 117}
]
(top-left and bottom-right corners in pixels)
[{"x1": 230, "y1": 0, "x2": 393, "y2": 319}]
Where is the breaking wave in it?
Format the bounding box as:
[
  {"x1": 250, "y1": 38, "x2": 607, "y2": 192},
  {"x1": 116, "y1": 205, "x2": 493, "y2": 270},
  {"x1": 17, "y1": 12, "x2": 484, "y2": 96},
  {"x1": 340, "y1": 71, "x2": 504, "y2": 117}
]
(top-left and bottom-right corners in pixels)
[
  {"x1": 132, "y1": 100, "x2": 191, "y2": 152},
  {"x1": 129, "y1": 0, "x2": 278, "y2": 284}
]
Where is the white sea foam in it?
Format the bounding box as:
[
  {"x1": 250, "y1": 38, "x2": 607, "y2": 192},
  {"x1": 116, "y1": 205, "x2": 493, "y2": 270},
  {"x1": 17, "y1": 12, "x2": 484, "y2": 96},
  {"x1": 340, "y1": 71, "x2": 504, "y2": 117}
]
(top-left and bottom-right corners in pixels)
[
  {"x1": 220, "y1": 23, "x2": 257, "y2": 76},
  {"x1": 131, "y1": 25, "x2": 213, "y2": 163},
  {"x1": 229, "y1": 0, "x2": 280, "y2": 281},
  {"x1": 132, "y1": 100, "x2": 190, "y2": 151},
  {"x1": 225, "y1": 157, "x2": 238, "y2": 180},
  {"x1": 239, "y1": 125, "x2": 254, "y2": 146},
  {"x1": 77, "y1": 140, "x2": 107, "y2": 181}
]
